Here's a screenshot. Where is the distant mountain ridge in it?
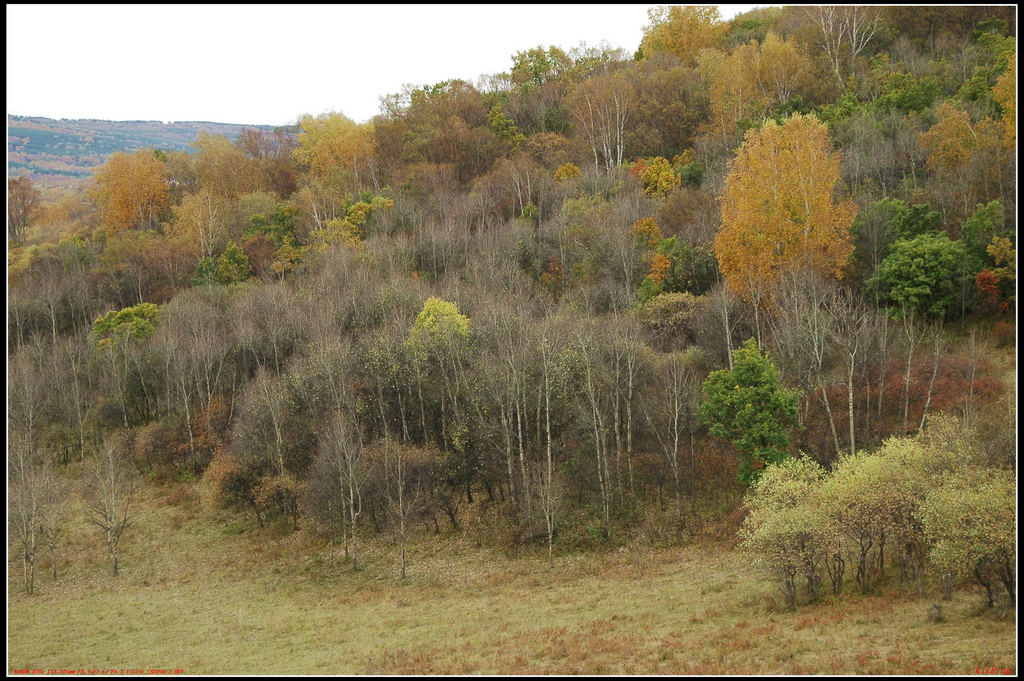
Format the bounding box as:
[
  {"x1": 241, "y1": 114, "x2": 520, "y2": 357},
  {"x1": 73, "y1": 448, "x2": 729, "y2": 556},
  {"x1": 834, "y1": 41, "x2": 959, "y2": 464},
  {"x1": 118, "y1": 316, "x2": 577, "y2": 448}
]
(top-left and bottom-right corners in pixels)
[{"x1": 7, "y1": 115, "x2": 280, "y2": 187}]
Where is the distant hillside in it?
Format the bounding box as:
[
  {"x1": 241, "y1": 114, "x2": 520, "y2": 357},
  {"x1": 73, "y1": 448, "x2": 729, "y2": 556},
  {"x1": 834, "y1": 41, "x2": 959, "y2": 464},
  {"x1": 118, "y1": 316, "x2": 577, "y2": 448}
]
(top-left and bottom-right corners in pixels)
[{"x1": 7, "y1": 115, "x2": 279, "y2": 187}]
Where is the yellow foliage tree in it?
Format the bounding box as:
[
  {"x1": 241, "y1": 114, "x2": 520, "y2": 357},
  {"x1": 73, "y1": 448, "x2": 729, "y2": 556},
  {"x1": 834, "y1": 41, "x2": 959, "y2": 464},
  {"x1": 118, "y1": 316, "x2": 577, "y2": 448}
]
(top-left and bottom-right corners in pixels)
[
  {"x1": 919, "y1": 102, "x2": 1003, "y2": 221},
  {"x1": 170, "y1": 188, "x2": 229, "y2": 260},
  {"x1": 635, "y1": 156, "x2": 680, "y2": 198},
  {"x1": 753, "y1": 31, "x2": 810, "y2": 105},
  {"x1": 294, "y1": 112, "x2": 377, "y2": 187},
  {"x1": 699, "y1": 32, "x2": 810, "y2": 137},
  {"x1": 992, "y1": 54, "x2": 1015, "y2": 148},
  {"x1": 639, "y1": 5, "x2": 726, "y2": 65},
  {"x1": 699, "y1": 44, "x2": 766, "y2": 137},
  {"x1": 715, "y1": 114, "x2": 856, "y2": 305},
  {"x1": 192, "y1": 132, "x2": 259, "y2": 199},
  {"x1": 629, "y1": 216, "x2": 662, "y2": 248},
  {"x1": 89, "y1": 149, "x2": 169, "y2": 233}
]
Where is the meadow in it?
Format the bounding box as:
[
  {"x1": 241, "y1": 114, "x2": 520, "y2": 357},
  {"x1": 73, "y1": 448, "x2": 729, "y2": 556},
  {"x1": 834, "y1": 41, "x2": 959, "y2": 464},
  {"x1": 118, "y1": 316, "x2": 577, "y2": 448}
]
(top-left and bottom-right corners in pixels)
[{"x1": 8, "y1": 479, "x2": 1016, "y2": 675}]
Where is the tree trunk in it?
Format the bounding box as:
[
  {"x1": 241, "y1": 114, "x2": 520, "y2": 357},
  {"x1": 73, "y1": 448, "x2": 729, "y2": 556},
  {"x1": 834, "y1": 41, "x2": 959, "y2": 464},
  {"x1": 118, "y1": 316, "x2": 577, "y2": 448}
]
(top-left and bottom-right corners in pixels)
[
  {"x1": 847, "y1": 354, "x2": 857, "y2": 456},
  {"x1": 819, "y1": 382, "x2": 842, "y2": 464},
  {"x1": 918, "y1": 333, "x2": 943, "y2": 432}
]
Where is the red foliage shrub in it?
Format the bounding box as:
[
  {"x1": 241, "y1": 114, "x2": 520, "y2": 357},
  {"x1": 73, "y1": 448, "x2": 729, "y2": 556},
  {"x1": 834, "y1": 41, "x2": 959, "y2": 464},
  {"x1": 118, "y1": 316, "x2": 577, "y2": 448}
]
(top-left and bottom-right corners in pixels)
[
  {"x1": 799, "y1": 352, "x2": 1006, "y2": 458},
  {"x1": 975, "y1": 269, "x2": 1001, "y2": 310}
]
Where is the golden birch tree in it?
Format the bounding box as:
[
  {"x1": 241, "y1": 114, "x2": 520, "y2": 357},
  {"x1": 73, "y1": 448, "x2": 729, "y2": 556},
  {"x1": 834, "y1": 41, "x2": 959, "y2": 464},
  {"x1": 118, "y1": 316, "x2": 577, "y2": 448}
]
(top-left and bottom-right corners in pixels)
[{"x1": 715, "y1": 114, "x2": 857, "y2": 308}]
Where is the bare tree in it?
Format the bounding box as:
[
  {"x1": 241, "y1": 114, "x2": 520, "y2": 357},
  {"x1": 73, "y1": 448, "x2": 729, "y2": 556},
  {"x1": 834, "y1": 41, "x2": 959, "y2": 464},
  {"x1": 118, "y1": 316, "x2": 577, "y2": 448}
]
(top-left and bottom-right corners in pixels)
[
  {"x1": 898, "y1": 306, "x2": 927, "y2": 435},
  {"x1": 608, "y1": 317, "x2": 644, "y2": 519},
  {"x1": 529, "y1": 459, "x2": 562, "y2": 569},
  {"x1": 55, "y1": 333, "x2": 96, "y2": 461},
  {"x1": 538, "y1": 322, "x2": 563, "y2": 567},
  {"x1": 568, "y1": 70, "x2": 634, "y2": 174},
  {"x1": 83, "y1": 439, "x2": 140, "y2": 576},
  {"x1": 870, "y1": 309, "x2": 895, "y2": 442},
  {"x1": 380, "y1": 438, "x2": 427, "y2": 579},
  {"x1": 8, "y1": 176, "x2": 41, "y2": 244},
  {"x1": 769, "y1": 269, "x2": 842, "y2": 462},
  {"x1": 962, "y1": 328, "x2": 990, "y2": 430},
  {"x1": 320, "y1": 411, "x2": 368, "y2": 570},
  {"x1": 157, "y1": 293, "x2": 232, "y2": 471},
  {"x1": 704, "y1": 281, "x2": 741, "y2": 370},
  {"x1": 303, "y1": 445, "x2": 347, "y2": 572},
  {"x1": 8, "y1": 341, "x2": 50, "y2": 449},
  {"x1": 39, "y1": 475, "x2": 71, "y2": 581},
  {"x1": 571, "y1": 320, "x2": 613, "y2": 532},
  {"x1": 808, "y1": 6, "x2": 882, "y2": 90},
  {"x1": 828, "y1": 288, "x2": 872, "y2": 457},
  {"x1": 644, "y1": 349, "x2": 702, "y2": 520},
  {"x1": 8, "y1": 434, "x2": 64, "y2": 594}
]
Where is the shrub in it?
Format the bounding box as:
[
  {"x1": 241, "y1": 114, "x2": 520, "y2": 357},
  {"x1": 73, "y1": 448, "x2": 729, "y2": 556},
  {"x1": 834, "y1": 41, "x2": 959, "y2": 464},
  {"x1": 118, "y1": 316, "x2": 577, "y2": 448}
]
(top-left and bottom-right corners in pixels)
[
  {"x1": 919, "y1": 467, "x2": 1015, "y2": 606},
  {"x1": 818, "y1": 449, "x2": 913, "y2": 593},
  {"x1": 741, "y1": 457, "x2": 836, "y2": 608},
  {"x1": 992, "y1": 320, "x2": 1014, "y2": 346},
  {"x1": 817, "y1": 417, "x2": 972, "y2": 593},
  {"x1": 636, "y1": 292, "x2": 708, "y2": 351}
]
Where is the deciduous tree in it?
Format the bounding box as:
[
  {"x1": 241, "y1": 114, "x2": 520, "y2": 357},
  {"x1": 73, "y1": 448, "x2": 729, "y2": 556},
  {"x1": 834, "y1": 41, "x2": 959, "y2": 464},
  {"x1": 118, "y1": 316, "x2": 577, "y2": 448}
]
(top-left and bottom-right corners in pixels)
[
  {"x1": 89, "y1": 149, "x2": 169, "y2": 233},
  {"x1": 567, "y1": 70, "x2": 634, "y2": 174},
  {"x1": 870, "y1": 233, "x2": 970, "y2": 319},
  {"x1": 715, "y1": 114, "x2": 856, "y2": 308},
  {"x1": 83, "y1": 439, "x2": 140, "y2": 576},
  {"x1": 638, "y1": 5, "x2": 726, "y2": 64},
  {"x1": 8, "y1": 176, "x2": 41, "y2": 244},
  {"x1": 699, "y1": 338, "x2": 800, "y2": 483}
]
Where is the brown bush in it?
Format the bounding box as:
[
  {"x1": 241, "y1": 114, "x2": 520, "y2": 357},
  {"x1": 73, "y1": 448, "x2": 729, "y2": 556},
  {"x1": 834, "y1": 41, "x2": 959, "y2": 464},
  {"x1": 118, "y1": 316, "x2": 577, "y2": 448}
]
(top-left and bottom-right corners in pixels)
[
  {"x1": 165, "y1": 483, "x2": 200, "y2": 512},
  {"x1": 992, "y1": 321, "x2": 1015, "y2": 347}
]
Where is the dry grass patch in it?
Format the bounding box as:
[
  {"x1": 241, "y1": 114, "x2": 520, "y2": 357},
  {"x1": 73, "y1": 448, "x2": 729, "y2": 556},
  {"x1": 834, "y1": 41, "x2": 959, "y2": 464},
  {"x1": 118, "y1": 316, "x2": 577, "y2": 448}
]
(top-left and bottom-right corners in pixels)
[{"x1": 8, "y1": 486, "x2": 1017, "y2": 675}]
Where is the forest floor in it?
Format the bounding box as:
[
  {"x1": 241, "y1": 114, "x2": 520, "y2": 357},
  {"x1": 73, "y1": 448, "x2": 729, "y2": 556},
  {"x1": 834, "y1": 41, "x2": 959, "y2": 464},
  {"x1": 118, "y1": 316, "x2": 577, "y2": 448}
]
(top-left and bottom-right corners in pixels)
[{"x1": 8, "y1": 478, "x2": 1017, "y2": 675}]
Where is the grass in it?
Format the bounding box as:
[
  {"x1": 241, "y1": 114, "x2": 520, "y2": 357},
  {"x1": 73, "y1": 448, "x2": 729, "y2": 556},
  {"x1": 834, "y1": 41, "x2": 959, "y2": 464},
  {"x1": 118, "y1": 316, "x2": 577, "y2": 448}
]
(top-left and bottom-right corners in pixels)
[{"x1": 8, "y1": 479, "x2": 1017, "y2": 675}]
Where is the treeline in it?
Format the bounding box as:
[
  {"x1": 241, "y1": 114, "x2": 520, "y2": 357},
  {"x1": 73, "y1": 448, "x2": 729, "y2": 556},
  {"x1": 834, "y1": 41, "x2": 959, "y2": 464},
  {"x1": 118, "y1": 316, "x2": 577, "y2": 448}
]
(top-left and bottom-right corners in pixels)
[{"x1": 7, "y1": 6, "x2": 1016, "y2": 602}]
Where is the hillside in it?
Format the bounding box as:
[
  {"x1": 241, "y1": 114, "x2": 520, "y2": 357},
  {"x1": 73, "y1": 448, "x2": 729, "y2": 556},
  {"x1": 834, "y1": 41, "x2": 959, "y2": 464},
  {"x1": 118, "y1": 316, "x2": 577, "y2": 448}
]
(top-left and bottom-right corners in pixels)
[
  {"x1": 7, "y1": 5, "x2": 1017, "y2": 676},
  {"x1": 7, "y1": 115, "x2": 280, "y2": 187}
]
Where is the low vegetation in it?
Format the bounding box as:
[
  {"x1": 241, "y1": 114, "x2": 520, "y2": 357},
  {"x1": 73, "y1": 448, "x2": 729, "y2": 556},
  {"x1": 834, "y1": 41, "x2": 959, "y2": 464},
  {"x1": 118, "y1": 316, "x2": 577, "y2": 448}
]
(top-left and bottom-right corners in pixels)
[{"x1": 7, "y1": 480, "x2": 1016, "y2": 675}]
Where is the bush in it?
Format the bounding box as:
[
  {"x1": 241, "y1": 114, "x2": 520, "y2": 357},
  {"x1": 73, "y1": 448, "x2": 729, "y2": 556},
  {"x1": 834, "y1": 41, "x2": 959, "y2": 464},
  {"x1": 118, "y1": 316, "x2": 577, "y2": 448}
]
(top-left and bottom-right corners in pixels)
[
  {"x1": 919, "y1": 467, "x2": 1015, "y2": 606},
  {"x1": 816, "y1": 417, "x2": 972, "y2": 593},
  {"x1": 992, "y1": 321, "x2": 1015, "y2": 346},
  {"x1": 743, "y1": 415, "x2": 989, "y2": 608},
  {"x1": 741, "y1": 457, "x2": 837, "y2": 608},
  {"x1": 636, "y1": 292, "x2": 708, "y2": 351},
  {"x1": 818, "y1": 448, "x2": 915, "y2": 593}
]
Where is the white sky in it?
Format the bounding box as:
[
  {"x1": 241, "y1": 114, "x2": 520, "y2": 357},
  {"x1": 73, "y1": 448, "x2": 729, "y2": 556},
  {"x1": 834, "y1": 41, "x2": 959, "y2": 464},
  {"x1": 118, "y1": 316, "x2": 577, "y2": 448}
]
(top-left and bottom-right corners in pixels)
[{"x1": 7, "y1": 4, "x2": 763, "y2": 127}]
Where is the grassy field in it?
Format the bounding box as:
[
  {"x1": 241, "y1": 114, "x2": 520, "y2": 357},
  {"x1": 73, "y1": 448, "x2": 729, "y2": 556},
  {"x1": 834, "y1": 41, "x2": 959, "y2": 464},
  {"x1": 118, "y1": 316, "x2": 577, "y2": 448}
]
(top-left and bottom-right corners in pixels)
[{"x1": 8, "y1": 479, "x2": 1017, "y2": 675}]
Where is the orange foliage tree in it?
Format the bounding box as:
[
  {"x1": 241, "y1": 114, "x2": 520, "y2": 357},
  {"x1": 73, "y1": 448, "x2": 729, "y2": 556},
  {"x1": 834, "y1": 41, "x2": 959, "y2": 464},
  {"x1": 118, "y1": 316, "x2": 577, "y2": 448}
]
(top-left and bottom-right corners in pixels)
[
  {"x1": 715, "y1": 113, "x2": 856, "y2": 310},
  {"x1": 919, "y1": 102, "x2": 1003, "y2": 222},
  {"x1": 89, "y1": 149, "x2": 170, "y2": 233}
]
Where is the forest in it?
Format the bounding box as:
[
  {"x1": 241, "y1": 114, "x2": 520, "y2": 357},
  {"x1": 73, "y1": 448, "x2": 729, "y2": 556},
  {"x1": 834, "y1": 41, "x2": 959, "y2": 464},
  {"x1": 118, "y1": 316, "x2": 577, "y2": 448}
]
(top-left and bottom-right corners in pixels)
[
  {"x1": 7, "y1": 115, "x2": 268, "y2": 187},
  {"x1": 7, "y1": 4, "x2": 1017, "y2": 640}
]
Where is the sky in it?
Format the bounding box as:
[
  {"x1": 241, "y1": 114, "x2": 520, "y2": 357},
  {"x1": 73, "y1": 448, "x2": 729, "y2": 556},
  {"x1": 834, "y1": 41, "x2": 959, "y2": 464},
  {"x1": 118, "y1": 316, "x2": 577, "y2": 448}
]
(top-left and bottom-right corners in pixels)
[{"x1": 7, "y1": 4, "x2": 764, "y2": 127}]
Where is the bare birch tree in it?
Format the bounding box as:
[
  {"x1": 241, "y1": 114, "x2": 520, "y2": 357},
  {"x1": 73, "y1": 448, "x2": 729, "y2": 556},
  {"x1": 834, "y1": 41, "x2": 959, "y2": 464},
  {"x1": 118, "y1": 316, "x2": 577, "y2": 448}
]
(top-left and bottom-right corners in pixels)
[{"x1": 83, "y1": 439, "x2": 140, "y2": 576}]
